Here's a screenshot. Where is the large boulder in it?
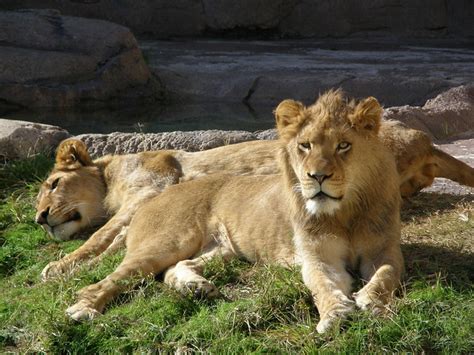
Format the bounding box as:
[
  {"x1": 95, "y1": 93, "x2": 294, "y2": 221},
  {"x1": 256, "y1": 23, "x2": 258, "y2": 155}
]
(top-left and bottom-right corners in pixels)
[
  {"x1": 383, "y1": 85, "x2": 474, "y2": 140},
  {"x1": 0, "y1": 9, "x2": 163, "y2": 110},
  {"x1": 0, "y1": 119, "x2": 70, "y2": 160}
]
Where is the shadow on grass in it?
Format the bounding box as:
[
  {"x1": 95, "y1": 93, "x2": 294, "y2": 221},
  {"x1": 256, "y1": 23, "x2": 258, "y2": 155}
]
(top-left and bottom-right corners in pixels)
[
  {"x1": 401, "y1": 192, "x2": 473, "y2": 222},
  {"x1": 402, "y1": 243, "x2": 473, "y2": 290},
  {"x1": 0, "y1": 154, "x2": 53, "y2": 198}
]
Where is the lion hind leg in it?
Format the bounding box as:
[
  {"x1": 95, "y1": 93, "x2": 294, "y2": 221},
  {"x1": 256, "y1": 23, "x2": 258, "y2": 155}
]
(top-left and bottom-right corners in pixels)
[{"x1": 164, "y1": 242, "x2": 236, "y2": 299}]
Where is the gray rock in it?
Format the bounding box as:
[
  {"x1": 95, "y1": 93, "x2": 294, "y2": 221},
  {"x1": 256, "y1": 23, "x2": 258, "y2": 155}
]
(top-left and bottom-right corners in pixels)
[
  {"x1": 202, "y1": 0, "x2": 296, "y2": 31},
  {"x1": 0, "y1": 119, "x2": 70, "y2": 160},
  {"x1": 76, "y1": 130, "x2": 259, "y2": 158},
  {"x1": 143, "y1": 39, "x2": 474, "y2": 106},
  {"x1": 1, "y1": 1, "x2": 472, "y2": 38},
  {"x1": 383, "y1": 85, "x2": 474, "y2": 140},
  {"x1": 279, "y1": 0, "x2": 450, "y2": 38},
  {"x1": 0, "y1": 9, "x2": 163, "y2": 109}
]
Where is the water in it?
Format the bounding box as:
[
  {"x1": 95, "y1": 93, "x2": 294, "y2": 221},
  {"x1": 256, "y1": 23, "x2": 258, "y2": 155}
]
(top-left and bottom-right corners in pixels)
[{"x1": 4, "y1": 102, "x2": 276, "y2": 135}]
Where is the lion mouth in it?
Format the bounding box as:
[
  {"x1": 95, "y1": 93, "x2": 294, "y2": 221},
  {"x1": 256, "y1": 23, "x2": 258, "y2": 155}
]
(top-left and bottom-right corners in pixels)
[
  {"x1": 310, "y1": 191, "x2": 343, "y2": 201},
  {"x1": 43, "y1": 211, "x2": 82, "y2": 229}
]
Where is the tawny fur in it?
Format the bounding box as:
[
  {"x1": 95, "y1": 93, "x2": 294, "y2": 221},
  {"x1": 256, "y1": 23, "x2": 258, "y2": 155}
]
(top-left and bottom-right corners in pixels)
[
  {"x1": 37, "y1": 111, "x2": 474, "y2": 281},
  {"x1": 62, "y1": 91, "x2": 404, "y2": 334}
]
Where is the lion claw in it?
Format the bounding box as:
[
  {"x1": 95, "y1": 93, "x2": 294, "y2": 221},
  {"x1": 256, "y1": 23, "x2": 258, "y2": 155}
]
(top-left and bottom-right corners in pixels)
[
  {"x1": 41, "y1": 261, "x2": 64, "y2": 281},
  {"x1": 66, "y1": 300, "x2": 101, "y2": 321}
]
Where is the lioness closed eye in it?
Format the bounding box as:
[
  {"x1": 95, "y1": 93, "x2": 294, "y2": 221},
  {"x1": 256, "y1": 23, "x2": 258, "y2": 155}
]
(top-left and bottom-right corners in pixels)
[{"x1": 65, "y1": 90, "x2": 403, "y2": 334}]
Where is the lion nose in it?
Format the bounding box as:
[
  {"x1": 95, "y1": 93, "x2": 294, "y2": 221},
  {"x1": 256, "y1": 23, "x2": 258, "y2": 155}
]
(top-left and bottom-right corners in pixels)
[
  {"x1": 36, "y1": 208, "x2": 50, "y2": 225},
  {"x1": 307, "y1": 172, "x2": 333, "y2": 184}
]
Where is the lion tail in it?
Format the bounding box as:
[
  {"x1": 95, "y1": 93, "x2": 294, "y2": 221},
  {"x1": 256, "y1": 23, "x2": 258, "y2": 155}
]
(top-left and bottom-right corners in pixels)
[{"x1": 431, "y1": 147, "x2": 474, "y2": 188}]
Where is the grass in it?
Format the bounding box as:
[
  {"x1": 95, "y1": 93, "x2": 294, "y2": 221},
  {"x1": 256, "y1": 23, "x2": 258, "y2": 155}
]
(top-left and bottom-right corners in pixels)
[{"x1": 1, "y1": 156, "x2": 473, "y2": 353}]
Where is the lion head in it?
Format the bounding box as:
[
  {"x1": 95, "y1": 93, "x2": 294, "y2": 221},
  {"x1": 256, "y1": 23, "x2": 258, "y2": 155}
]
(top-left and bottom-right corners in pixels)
[
  {"x1": 35, "y1": 139, "x2": 107, "y2": 241},
  {"x1": 275, "y1": 90, "x2": 397, "y2": 218}
]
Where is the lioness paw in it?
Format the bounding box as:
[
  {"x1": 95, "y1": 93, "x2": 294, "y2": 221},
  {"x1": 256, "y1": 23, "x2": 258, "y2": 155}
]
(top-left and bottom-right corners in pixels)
[
  {"x1": 353, "y1": 290, "x2": 386, "y2": 315},
  {"x1": 66, "y1": 300, "x2": 101, "y2": 321},
  {"x1": 184, "y1": 280, "x2": 220, "y2": 299},
  {"x1": 316, "y1": 299, "x2": 355, "y2": 334},
  {"x1": 41, "y1": 260, "x2": 69, "y2": 281}
]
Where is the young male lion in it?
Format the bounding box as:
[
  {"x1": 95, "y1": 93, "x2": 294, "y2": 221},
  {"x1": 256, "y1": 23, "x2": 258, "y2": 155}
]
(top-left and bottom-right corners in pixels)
[{"x1": 64, "y1": 91, "x2": 404, "y2": 334}]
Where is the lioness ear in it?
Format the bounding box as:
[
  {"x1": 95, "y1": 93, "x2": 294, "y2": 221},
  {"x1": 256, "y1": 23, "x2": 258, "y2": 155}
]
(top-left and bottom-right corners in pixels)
[
  {"x1": 349, "y1": 97, "x2": 382, "y2": 134},
  {"x1": 274, "y1": 99, "x2": 305, "y2": 140},
  {"x1": 55, "y1": 139, "x2": 92, "y2": 170}
]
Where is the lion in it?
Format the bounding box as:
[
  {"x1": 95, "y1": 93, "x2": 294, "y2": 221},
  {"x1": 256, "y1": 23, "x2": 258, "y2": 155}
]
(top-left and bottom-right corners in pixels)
[
  {"x1": 63, "y1": 90, "x2": 404, "y2": 334},
  {"x1": 37, "y1": 107, "x2": 474, "y2": 282}
]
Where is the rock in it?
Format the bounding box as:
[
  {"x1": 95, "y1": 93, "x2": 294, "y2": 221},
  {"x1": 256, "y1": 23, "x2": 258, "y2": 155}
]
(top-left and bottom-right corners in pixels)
[
  {"x1": 279, "y1": 0, "x2": 449, "y2": 38},
  {"x1": 383, "y1": 85, "x2": 474, "y2": 140},
  {"x1": 76, "y1": 130, "x2": 260, "y2": 158},
  {"x1": 202, "y1": 0, "x2": 296, "y2": 32},
  {"x1": 143, "y1": 39, "x2": 474, "y2": 106},
  {"x1": 1, "y1": 1, "x2": 473, "y2": 38},
  {"x1": 0, "y1": 119, "x2": 70, "y2": 160},
  {"x1": 0, "y1": 9, "x2": 163, "y2": 109}
]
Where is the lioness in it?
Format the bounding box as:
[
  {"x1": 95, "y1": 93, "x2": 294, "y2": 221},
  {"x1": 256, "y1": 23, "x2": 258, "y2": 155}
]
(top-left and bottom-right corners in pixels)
[
  {"x1": 37, "y1": 109, "x2": 474, "y2": 281},
  {"x1": 65, "y1": 91, "x2": 403, "y2": 333}
]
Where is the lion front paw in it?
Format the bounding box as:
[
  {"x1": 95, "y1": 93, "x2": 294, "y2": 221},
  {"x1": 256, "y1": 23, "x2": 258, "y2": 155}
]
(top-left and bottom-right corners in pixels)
[
  {"x1": 66, "y1": 300, "x2": 101, "y2": 321},
  {"x1": 41, "y1": 260, "x2": 71, "y2": 281},
  {"x1": 184, "y1": 280, "x2": 220, "y2": 299},
  {"x1": 316, "y1": 298, "x2": 355, "y2": 334},
  {"x1": 353, "y1": 290, "x2": 386, "y2": 315}
]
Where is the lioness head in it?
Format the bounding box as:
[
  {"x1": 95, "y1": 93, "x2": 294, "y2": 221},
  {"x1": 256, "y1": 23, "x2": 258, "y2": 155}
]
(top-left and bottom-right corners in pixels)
[
  {"x1": 36, "y1": 139, "x2": 107, "y2": 241},
  {"x1": 275, "y1": 90, "x2": 386, "y2": 217}
]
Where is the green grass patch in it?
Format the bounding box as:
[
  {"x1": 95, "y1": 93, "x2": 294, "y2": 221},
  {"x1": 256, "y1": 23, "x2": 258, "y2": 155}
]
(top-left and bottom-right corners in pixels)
[{"x1": 0, "y1": 156, "x2": 473, "y2": 352}]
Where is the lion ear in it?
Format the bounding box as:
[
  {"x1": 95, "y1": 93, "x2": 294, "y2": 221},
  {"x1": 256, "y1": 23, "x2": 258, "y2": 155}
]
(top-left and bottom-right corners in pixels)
[
  {"x1": 55, "y1": 139, "x2": 93, "y2": 170},
  {"x1": 348, "y1": 97, "x2": 382, "y2": 134},
  {"x1": 274, "y1": 99, "x2": 305, "y2": 140}
]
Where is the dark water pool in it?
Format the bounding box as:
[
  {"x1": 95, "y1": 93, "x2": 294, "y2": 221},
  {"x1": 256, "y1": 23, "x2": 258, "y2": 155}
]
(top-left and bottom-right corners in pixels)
[{"x1": 4, "y1": 102, "x2": 276, "y2": 135}]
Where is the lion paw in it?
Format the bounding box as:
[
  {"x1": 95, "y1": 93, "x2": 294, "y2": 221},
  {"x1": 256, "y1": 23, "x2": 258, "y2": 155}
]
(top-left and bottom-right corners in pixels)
[
  {"x1": 316, "y1": 299, "x2": 355, "y2": 334},
  {"x1": 184, "y1": 280, "x2": 220, "y2": 299},
  {"x1": 66, "y1": 300, "x2": 101, "y2": 321},
  {"x1": 41, "y1": 260, "x2": 70, "y2": 281},
  {"x1": 353, "y1": 290, "x2": 385, "y2": 315}
]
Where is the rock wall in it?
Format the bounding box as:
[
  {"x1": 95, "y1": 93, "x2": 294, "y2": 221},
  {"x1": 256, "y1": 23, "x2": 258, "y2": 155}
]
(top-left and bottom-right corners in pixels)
[{"x1": 1, "y1": 0, "x2": 473, "y2": 39}]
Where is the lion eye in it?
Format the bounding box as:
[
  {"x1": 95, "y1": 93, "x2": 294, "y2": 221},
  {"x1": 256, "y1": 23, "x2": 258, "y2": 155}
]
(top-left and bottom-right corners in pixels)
[
  {"x1": 337, "y1": 141, "x2": 351, "y2": 153},
  {"x1": 51, "y1": 178, "x2": 60, "y2": 190},
  {"x1": 298, "y1": 142, "x2": 311, "y2": 151}
]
